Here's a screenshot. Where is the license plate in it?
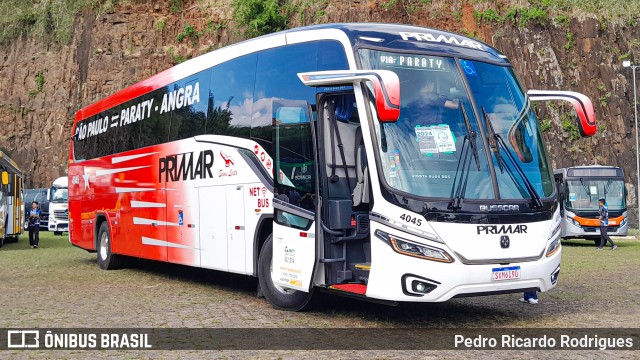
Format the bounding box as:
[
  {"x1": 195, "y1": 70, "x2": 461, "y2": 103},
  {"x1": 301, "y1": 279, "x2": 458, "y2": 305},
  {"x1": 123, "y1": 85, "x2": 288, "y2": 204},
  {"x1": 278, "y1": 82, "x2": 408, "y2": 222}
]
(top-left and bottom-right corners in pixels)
[{"x1": 492, "y1": 266, "x2": 521, "y2": 281}]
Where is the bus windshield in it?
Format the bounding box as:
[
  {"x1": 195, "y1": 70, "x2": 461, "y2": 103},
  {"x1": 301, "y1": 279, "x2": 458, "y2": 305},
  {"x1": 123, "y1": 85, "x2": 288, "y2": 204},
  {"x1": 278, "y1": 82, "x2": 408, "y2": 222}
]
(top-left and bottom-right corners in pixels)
[
  {"x1": 565, "y1": 179, "x2": 626, "y2": 211},
  {"x1": 51, "y1": 188, "x2": 68, "y2": 203},
  {"x1": 358, "y1": 49, "x2": 554, "y2": 200}
]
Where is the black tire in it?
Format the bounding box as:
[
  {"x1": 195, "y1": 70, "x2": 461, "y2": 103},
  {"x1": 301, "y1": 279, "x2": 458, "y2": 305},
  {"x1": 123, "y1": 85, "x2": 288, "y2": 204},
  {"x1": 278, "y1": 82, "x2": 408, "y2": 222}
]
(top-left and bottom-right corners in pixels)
[
  {"x1": 96, "y1": 222, "x2": 124, "y2": 270},
  {"x1": 54, "y1": 231, "x2": 63, "y2": 236},
  {"x1": 258, "y1": 235, "x2": 315, "y2": 311}
]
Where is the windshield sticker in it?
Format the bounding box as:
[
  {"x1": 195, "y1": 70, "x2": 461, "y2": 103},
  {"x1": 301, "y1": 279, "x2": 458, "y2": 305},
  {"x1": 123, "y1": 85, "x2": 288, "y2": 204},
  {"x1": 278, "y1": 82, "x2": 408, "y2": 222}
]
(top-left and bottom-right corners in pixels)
[
  {"x1": 590, "y1": 186, "x2": 597, "y2": 195},
  {"x1": 569, "y1": 193, "x2": 577, "y2": 201},
  {"x1": 460, "y1": 60, "x2": 478, "y2": 76},
  {"x1": 432, "y1": 124, "x2": 456, "y2": 153},
  {"x1": 415, "y1": 126, "x2": 439, "y2": 155},
  {"x1": 389, "y1": 150, "x2": 400, "y2": 178}
]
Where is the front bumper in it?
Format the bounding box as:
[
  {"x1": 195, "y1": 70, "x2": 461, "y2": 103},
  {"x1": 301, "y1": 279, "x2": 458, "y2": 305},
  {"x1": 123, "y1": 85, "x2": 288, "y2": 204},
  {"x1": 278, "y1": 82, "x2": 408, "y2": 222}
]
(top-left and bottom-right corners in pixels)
[
  {"x1": 365, "y1": 222, "x2": 561, "y2": 302},
  {"x1": 563, "y1": 219, "x2": 628, "y2": 238},
  {"x1": 48, "y1": 220, "x2": 68, "y2": 232}
]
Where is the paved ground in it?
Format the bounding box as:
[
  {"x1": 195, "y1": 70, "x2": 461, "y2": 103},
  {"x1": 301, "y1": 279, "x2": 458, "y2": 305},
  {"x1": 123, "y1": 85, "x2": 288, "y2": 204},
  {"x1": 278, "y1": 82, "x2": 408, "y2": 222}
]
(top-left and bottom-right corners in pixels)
[{"x1": 1, "y1": 233, "x2": 638, "y2": 358}]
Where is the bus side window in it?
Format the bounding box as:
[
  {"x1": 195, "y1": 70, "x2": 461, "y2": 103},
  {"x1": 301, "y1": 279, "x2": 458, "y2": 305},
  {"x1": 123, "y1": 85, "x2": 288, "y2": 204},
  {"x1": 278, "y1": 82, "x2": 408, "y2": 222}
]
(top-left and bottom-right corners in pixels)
[{"x1": 205, "y1": 53, "x2": 257, "y2": 139}]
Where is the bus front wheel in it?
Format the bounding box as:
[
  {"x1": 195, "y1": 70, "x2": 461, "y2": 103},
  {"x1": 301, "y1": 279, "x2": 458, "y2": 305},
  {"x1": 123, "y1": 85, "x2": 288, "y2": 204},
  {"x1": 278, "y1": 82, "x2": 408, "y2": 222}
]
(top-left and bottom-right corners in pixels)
[
  {"x1": 258, "y1": 235, "x2": 314, "y2": 311},
  {"x1": 96, "y1": 222, "x2": 124, "y2": 270}
]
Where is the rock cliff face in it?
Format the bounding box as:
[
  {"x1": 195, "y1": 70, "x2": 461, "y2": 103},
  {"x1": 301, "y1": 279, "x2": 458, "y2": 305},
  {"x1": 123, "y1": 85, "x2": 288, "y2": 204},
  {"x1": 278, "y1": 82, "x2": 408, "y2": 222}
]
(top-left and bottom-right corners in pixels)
[{"x1": 1, "y1": 0, "x2": 639, "y2": 222}]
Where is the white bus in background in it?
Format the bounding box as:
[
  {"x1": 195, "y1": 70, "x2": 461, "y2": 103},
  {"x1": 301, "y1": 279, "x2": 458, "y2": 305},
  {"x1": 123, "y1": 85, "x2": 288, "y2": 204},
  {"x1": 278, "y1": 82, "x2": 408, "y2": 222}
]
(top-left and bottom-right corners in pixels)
[
  {"x1": 48, "y1": 176, "x2": 68, "y2": 236},
  {"x1": 554, "y1": 166, "x2": 627, "y2": 243}
]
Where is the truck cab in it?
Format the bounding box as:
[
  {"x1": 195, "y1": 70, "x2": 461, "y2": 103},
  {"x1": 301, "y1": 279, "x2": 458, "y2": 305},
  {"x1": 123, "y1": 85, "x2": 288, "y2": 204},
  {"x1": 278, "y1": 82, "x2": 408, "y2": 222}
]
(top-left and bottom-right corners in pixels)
[{"x1": 48, "y1": 177, "x2": 69, "y2": 235}]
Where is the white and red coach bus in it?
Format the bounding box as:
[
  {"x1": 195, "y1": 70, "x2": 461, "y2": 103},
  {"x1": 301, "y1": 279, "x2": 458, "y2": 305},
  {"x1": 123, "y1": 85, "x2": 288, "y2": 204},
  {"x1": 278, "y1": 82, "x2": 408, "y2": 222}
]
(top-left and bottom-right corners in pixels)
[{"x1": 69, "y1": 23, "x2": 596, "y2": 310}]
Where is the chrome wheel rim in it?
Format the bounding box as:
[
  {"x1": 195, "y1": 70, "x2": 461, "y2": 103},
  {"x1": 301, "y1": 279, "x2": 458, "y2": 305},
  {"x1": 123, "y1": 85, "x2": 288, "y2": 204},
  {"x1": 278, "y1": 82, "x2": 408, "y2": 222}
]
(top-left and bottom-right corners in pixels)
[{"x1": 99, "y1": 232, "x2": 108, "y2": 261}]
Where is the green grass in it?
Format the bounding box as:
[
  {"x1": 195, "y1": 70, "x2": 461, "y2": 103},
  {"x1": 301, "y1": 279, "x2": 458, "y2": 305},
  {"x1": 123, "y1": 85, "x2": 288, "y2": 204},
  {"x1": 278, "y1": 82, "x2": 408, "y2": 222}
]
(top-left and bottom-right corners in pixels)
[{"x1": 2, "y1": 230, "x2": 639, "y2": 329}]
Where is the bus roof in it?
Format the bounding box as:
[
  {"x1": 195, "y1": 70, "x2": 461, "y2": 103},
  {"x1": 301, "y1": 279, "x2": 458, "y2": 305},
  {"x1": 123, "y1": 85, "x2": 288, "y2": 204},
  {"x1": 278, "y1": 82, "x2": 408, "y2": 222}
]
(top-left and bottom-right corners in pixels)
[
  {"x1": 74, "y1": 23, "x2": 507, "y2": 123},
  {"x1": 0, "y1": 150, "x2": 23, "y2": 176}
]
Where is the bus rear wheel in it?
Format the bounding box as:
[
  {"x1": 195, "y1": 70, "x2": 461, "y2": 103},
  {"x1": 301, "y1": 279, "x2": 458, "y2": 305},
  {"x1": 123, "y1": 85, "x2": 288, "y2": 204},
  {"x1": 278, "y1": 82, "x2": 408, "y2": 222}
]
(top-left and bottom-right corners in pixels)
[
  {"x1": 258, "y1": 235, "x2": 314, "y2": 311},
  {"x1": 97, "y1": 222, "x2": 124, "y2": 270}
]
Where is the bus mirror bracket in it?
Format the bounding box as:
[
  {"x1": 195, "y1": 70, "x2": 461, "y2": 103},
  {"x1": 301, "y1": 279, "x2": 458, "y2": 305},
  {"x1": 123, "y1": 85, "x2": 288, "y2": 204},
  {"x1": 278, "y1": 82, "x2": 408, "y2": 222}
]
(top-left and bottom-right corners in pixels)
[
  {"x1": 1, "y1": 171, "x2": 7, "y2": 185},
  {"x1": 298, "y1": 70, "x2": 400, "y2": 122},
  {"x1": 527, "y1": 90, "x2": 596, "y2": 137}
]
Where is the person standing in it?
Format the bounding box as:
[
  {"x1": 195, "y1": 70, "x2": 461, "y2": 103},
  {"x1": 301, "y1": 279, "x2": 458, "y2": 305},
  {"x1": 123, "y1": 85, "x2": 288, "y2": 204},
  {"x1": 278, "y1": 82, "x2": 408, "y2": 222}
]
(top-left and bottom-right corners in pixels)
[
  {"x1": 288, "y1": 188, "x2": 301, "y2": 207},
  {"x1": 28, "y1": 201, "x2": 41, "y2": 248},
  {"x1": 598, "y1": 198, "x2": 617, "y2": 250}
]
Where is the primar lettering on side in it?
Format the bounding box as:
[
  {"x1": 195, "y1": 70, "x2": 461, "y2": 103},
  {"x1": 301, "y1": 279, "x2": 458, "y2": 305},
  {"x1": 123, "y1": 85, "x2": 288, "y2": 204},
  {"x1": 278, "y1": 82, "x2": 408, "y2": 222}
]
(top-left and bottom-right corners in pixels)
[
  {"x1": 476, "y1": 224, "x2": 528, "y2": 235},
  {"x1": 159, "y1": 150, "x2": 214, "y2": 182}
]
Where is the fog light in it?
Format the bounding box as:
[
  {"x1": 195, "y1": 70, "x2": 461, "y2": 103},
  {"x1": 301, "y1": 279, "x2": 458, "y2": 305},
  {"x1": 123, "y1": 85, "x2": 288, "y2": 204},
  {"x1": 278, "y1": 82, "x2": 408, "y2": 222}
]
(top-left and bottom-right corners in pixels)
[{"x1": 411, "y1": 280, "x2": 436, "y2": 294}]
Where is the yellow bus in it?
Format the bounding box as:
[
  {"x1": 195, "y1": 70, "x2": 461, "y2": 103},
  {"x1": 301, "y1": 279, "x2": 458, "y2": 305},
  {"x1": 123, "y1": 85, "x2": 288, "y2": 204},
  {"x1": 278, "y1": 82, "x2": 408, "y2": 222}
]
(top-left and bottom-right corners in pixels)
[{"x1": 0, "y1": 150, "x2": 24, "y2": 247}]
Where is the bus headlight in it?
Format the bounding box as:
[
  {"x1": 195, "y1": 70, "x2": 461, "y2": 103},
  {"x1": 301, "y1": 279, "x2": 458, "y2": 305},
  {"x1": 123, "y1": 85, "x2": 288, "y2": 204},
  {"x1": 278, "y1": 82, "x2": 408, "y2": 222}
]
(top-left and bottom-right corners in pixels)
[
  {"x1": 375, "y1": 230, "x2": 453, "y2": 263},
  {"x1": 546, "y1": 237, "x2": 561, "y2": 257},
  {"x1": 620, "y1": 217, "x2": 627, "y2": 227},
  {"x1": 567, "y1": 217, "x2": 581, "y2": 228}
]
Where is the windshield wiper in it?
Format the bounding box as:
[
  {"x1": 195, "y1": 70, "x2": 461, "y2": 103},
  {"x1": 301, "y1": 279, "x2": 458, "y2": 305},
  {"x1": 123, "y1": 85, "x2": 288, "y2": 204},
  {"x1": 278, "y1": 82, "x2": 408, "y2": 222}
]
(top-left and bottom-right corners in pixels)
[
  {"x1": 481, "y1": 106, "x2": 543, "y2": 208},
  {"x1": 449, "y1": 133, "x2": 474, "y2": 210},
  {"x1": 482, "y1": 107, "x2": 505, "y2": 173},
  {"x1": 461, "y1": 104, "x2": 480, "y2": 171},
  {"x1": 449, "y1": 105, "x2": 480, "y2": 210}
]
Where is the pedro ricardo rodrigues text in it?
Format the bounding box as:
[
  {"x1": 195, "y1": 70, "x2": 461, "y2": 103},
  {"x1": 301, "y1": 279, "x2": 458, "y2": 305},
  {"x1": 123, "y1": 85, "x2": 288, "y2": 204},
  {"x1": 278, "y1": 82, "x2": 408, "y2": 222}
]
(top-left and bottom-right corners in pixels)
[{"x1": 454, "y1": 334, "x2": 634, "y2": 350}]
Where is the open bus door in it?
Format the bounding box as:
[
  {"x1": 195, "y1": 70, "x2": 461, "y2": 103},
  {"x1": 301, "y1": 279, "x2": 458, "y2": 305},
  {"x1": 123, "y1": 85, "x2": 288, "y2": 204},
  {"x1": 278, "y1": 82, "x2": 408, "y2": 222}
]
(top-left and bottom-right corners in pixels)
[{"x1": 270, "y1": 100, "x2": 318, "y2": 294}]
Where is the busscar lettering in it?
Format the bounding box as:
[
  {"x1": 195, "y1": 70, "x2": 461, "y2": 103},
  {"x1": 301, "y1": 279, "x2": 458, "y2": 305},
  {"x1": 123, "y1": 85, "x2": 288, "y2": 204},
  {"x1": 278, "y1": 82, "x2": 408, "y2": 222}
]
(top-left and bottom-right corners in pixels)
[
  {"x1": 477, "y1": 225, "x2": 528, "y2": 235},
  {"x1": 158, "y1": 150, "x2": 214, "y2": 182}
]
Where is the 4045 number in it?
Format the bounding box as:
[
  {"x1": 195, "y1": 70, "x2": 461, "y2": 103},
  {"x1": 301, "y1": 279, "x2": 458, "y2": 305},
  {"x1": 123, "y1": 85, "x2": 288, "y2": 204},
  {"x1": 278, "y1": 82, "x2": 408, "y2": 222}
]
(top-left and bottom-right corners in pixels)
[{"x1": 400, "y1": 214, "x2": 422, "y2": 226}]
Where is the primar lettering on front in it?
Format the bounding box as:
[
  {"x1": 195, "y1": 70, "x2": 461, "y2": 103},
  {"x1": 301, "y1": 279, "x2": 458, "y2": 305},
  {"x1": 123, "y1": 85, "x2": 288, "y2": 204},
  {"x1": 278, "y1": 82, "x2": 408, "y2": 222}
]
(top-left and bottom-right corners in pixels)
[
  {"x1": 476, "y1": 224, "x2": 528, "y2": 235},
  {"x1": 158, "y1": 150, "x2": 214, "y2": 182}
]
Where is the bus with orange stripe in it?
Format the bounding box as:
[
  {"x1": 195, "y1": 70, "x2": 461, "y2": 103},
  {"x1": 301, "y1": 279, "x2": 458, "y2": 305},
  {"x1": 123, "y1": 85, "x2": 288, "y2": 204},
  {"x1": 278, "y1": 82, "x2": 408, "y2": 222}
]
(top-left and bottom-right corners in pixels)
[{"x1": 554, "y1": 166, "x2": 627, "y2": 243}]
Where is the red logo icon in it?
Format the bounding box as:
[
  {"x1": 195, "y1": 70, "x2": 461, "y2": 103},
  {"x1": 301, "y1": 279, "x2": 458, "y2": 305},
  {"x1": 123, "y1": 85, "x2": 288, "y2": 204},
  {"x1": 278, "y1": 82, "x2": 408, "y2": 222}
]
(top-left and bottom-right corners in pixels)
[
  {"x1": 262, "y1": 187, "x2": 267, "y2": 196},
  {"x1": 266, "y1": 159, "x2": 272, "y2": 170},
  {"x1": 254, "y1": 145, "x2": 259, "y2": 154},
  {"x1": 220, "y1": 151, "x2": 234, "y2": 167},
  {"x1": 260, "y1": 152, "x2": 265, "y2": 162}
]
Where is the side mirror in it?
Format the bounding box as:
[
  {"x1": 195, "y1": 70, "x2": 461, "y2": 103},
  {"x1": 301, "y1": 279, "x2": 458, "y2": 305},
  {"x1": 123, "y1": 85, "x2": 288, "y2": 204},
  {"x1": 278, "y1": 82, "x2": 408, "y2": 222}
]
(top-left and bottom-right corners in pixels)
[
  {"x1": 297, "y1": 70, "x2": 400, "y2": 122},
  {"x1": 1, "y1": 171, "x2": 8, "y2": 185},
  {"x1": 528, "y1": 90, "x2": 596, "y2": 137}
]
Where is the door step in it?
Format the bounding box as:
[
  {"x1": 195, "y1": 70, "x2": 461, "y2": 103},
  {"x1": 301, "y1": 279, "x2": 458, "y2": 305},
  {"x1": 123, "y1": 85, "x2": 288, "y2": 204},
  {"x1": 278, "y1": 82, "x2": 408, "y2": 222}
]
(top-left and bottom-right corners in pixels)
[
  {"x1": 354, "y1": 262, "x2": 371, "y2": 270},
  {"x1": 328, "y1": 283, "x2": 367, "y2": 295}
]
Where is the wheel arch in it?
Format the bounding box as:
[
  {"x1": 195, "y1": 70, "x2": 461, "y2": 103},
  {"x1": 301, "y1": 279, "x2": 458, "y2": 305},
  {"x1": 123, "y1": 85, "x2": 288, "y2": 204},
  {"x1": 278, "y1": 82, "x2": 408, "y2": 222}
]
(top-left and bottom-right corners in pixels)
[
  {"x1": 252, "y1": 214, "x2": 273, "y2": 277},
  {"x1": 94, "y1": 212, "x2": 112, "y2": 252}
]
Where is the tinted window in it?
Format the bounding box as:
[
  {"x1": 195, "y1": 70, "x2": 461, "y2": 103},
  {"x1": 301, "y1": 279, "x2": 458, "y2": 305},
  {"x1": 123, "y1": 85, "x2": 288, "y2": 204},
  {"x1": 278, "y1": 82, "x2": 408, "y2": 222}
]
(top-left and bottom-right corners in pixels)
[
  {"x1": 273, "y1": 100, "x2": 315, "y2": 211},
  {"x1": 169, "y1": 72, "x2": 209, "y2": 141},
  {"x1": 252, "y1": 41, "x2": 349, "y2": 157},
  {"x1": 206, "y1": 53, "x2": 256, "y2": 139}
]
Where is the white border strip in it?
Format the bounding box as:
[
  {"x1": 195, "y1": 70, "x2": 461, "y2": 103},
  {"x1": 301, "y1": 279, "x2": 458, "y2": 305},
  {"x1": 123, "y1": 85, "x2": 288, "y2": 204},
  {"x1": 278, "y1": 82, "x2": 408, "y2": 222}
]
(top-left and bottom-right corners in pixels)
[
  {"x1": 142, "y1": 236, "x2": 190, "y2": 249},
  {"x1": 96, "y1": 165, "x2": 151, "y2": 177},
  {"x1": 131, "y1": 201, "x2": 166, "y2": 208},
  {"x1": 112, "y1": 152, "x2": 158, "y2": 164},
  {"x1": 116, "y1": 187, "x2": 156, "y2": 193},
  {"x1": 133, "y1": 217, "x2": 180, "y2": 227}
]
